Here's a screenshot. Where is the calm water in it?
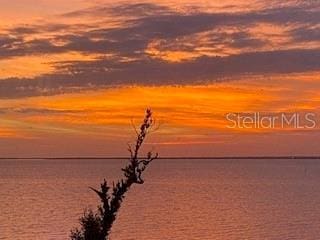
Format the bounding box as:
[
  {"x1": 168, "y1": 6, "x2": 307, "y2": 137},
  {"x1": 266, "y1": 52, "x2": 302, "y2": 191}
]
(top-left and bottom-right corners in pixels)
[{"x1": 0, "y1": 158, "x2": 320, "y2": 240}]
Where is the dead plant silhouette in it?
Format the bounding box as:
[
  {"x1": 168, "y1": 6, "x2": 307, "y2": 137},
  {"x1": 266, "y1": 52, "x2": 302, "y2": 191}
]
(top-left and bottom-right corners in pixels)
[{"x1": 70, "y1": 109, "x2": 158, "y2": 240}]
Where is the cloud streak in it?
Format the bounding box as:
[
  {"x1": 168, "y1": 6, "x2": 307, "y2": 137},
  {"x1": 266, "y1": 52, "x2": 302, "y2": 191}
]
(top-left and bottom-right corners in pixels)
[{"x1": 1, "y1": 48, "x2": 319, "y2": 99}]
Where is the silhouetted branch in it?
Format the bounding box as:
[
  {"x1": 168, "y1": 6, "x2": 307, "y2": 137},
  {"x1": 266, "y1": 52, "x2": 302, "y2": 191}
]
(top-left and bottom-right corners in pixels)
[{"x1": 70, "y1": 109, "x2": 158, "y2": 240}]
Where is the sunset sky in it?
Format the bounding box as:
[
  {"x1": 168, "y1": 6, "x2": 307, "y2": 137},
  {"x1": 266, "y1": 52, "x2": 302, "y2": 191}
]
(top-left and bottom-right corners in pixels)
[{"x1": 0, "y1": 0, "x2": 319, "y2": 157}]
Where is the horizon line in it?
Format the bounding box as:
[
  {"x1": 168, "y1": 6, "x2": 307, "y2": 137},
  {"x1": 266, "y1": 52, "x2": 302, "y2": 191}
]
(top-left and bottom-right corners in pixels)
[{"x1": 1, "y1": 156, "x2": 320, "y2": 160}]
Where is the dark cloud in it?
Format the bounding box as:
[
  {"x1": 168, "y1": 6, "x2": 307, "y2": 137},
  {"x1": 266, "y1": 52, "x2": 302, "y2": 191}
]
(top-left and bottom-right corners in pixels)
[
  {"x1": 9, "y1": 27, "x2": 39, "y2": 35},
  {"x1": 0, "y1": 48, "x2": 319, "y2": 99},
  {"x1": 63, "y1": 3, "x2": 172, "y2": 18},
  {"x1": 0, "y1": 2, "x2": 319, "y2": 98},
  {"x1": 0, "y1": 35, "x2": 23, "y2": 48},
  {"x1": 290, "y1": 26, "x2": 320, "y2": 42},
  {"x1": 0, "y1": 38, "x2": 63, "y2": 59},
  {"x1": 152, "y1": 31, "x2": 269, "y2": 52},
  {"x1": 6, "y1": 23, "x2": 86, "y2": 36},
  {"x1": 2, "y1": 2, "x2": 319, "y2": 59}
]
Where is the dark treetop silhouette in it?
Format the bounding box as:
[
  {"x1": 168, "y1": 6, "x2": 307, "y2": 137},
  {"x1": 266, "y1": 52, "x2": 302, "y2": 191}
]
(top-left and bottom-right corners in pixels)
[{"x1": 70, "y1": 109, "x2": 158, "y2": 240}]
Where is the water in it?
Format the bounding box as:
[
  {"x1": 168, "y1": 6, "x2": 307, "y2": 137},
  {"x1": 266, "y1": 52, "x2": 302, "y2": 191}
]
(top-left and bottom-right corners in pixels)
[{"x1": 0, "y1": 158, "x2": 320, "y2": 240}]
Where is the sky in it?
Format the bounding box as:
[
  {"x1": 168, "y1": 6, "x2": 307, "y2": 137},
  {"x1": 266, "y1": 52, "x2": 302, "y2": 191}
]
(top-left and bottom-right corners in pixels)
[{"x1": 0, "y1": 0, "x2": 319, "y2": 157}]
